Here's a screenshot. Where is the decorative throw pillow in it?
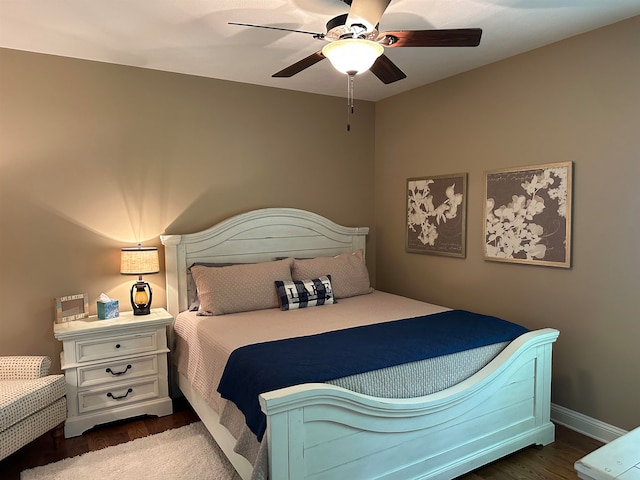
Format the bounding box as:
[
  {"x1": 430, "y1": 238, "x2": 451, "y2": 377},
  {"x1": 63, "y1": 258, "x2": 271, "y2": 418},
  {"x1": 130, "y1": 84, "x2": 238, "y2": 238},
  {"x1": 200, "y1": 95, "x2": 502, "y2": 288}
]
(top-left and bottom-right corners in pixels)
[
  {"x1": 191, "y1": 258, "x2": 293, "y2": 315},
  {"x1": 275, "y1": 275, "x2": 336, "y2": 311},
  {"x1": 291, "y1": 249, "x2": 373, "y2": 299}
]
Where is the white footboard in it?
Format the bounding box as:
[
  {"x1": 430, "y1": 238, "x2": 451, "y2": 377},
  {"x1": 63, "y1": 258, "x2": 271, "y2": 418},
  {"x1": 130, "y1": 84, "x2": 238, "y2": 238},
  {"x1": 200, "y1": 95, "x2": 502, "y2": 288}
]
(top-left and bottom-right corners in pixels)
[{"x1": 260, "y1": 328, "x2": 559, "y2": 480}]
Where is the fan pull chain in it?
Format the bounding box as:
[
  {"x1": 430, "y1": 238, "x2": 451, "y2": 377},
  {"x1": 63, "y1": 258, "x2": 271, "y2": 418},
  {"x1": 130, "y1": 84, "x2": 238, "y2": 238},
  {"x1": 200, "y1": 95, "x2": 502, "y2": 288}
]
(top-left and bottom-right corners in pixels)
[{"x1": 346, "y1": 71, "x2": 356, "y2": 132}]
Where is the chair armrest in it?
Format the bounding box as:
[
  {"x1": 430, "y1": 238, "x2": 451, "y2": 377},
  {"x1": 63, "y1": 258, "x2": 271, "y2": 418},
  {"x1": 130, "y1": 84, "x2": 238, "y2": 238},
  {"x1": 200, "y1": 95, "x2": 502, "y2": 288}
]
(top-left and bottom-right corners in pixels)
[{"x1": 0, "y1": 356, "x2": 52, "y2": 380}]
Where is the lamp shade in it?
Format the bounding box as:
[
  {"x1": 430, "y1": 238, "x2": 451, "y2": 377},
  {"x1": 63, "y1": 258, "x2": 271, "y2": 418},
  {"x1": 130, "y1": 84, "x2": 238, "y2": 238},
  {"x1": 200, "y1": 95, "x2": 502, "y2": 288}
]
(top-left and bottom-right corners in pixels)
[
  {"x1": 120, "y1": 245, "x2": 159, "y2": 275},
  {"x1": 321, "y1": 39, "x2": 384, "y2": 75}
]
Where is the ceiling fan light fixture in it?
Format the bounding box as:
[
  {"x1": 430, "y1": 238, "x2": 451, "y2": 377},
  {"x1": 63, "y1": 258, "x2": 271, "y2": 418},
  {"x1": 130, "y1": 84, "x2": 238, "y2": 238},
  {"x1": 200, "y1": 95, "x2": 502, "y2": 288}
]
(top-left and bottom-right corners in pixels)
[{"x1": 322, "y1": 39, "x2": 384, "y2": 75}]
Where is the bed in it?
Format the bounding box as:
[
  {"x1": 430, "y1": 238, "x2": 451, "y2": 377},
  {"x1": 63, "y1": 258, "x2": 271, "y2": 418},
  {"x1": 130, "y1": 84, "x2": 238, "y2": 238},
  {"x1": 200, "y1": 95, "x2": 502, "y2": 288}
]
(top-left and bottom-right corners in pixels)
[{"x1": 160, "y1": 207, "x2": 559, "y2": 480}]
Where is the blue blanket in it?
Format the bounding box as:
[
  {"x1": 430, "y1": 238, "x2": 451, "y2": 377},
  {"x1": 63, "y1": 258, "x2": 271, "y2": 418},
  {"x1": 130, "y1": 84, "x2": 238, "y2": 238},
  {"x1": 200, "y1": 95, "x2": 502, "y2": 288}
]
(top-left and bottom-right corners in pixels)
[{"x1": 217, "y1": 309, "x2": 527, "y2": 441}]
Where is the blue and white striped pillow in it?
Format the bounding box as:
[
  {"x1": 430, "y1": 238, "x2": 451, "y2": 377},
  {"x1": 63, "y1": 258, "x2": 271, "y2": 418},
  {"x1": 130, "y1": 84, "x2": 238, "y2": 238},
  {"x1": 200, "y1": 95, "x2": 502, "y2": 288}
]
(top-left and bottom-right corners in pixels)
[{"x1": 275, "y1": 275, "x2": 336, "y2": 311}]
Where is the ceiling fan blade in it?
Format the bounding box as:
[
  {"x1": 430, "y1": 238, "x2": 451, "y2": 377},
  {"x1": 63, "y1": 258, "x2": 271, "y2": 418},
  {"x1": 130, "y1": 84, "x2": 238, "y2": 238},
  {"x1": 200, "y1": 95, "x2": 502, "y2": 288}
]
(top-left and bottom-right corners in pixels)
[
  {"x1": 272, "y1": 51, "x2": 326, "y2": 78},
  {"x1": 346, "y1": 0, "x2": 392, "y2": 31},
  {"x1": 229, "y1": 22, "x2": 324, "y2": 39},
  {"x1": 379, "y1": 28, "x2": 482, "y2": 48},
  {"x1": 370, "y1": 54, "x2": 407, "y2": 84}
]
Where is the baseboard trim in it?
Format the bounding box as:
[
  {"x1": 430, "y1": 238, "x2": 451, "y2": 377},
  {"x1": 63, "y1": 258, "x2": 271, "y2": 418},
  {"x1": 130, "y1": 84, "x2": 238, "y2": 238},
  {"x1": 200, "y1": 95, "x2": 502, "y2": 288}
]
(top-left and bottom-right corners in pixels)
[{"x1": 550, "y1": 403, "x2": 628, "y2": 443}]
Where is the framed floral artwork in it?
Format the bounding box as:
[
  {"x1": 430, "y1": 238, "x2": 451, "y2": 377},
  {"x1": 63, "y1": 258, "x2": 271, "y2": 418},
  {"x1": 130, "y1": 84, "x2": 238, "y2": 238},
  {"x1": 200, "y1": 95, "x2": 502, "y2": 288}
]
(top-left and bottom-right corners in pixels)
[
  {"x1": 407, "y1": 173, "x2": 467, "y2": 257},
  {"x1": 484, "y1": 162, "x2": 573, "y2": 268}
]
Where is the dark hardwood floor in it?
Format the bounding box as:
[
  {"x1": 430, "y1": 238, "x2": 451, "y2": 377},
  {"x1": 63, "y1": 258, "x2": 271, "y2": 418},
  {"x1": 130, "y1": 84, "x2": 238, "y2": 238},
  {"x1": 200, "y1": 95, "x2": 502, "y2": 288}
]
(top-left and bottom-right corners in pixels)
[{"x1": 1, "y1": 398, "x2": 603, "y2": 480}]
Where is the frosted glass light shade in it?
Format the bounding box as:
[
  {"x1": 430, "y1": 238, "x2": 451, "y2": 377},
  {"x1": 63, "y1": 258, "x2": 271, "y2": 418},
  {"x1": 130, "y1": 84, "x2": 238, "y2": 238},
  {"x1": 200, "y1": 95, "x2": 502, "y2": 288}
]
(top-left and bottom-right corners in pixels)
[{"x1": 322, "y1": 39, "x2": 384, "y2": 75}]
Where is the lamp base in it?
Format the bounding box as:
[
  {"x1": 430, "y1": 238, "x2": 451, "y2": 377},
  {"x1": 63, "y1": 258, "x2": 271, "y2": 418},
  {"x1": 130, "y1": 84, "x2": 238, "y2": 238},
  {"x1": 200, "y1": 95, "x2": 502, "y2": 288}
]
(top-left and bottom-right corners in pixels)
[
  {"x1": 132, "y1": 304, "x2": 151, "y2": 316},
  {"x1": 130, "y1": 281, "x2": 153, "y2": 316}
]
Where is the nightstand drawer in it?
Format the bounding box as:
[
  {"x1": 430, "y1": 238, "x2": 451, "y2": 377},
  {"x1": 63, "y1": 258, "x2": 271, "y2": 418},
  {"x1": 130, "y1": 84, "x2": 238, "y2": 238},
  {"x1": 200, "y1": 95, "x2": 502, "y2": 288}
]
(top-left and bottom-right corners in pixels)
[
  {"x1": 77, "y1": 355, "x2": 159, "y2": 388},
  {"x1": 78, "y1": 377, "x2": 160, "y2": 414},
  {"x1": 75, "y1": 331, "x2": 158, "y2": 363}
]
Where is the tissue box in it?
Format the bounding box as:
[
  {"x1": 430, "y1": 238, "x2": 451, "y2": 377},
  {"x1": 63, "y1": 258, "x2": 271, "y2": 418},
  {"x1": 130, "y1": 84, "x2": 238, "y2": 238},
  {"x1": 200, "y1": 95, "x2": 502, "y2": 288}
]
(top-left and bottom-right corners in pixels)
[{"x1": 97, "y1": 300, "x2": 119, "y2": 319}]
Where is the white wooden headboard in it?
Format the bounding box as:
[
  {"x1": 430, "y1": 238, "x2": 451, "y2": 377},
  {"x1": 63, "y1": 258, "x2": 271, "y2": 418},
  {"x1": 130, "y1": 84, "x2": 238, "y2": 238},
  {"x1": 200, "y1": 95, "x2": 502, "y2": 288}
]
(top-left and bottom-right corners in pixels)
[{"x1": 160, "y1": 208, "x2": 369, "y2": 319}]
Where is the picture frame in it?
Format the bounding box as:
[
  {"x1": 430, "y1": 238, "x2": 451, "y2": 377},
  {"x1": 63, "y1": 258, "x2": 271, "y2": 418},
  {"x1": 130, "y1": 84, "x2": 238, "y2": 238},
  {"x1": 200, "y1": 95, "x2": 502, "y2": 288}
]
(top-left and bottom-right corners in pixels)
[
  {"x1": 54, "y1": 293, "x2": 89, "y2": 323},
  {"x1": 407, "y1": 173, "x2": 467, "y2": 258},
  {"x1": 484, "y1": 161, "x2": 573, "y2": 268}
]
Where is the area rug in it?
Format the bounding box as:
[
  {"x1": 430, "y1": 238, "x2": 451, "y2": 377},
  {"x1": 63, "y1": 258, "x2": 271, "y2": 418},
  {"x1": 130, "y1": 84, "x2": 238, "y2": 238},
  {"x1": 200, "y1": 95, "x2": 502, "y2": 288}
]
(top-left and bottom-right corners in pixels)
[{"x1": 21, "y1": 422, "x2": 241, "y2": 480}]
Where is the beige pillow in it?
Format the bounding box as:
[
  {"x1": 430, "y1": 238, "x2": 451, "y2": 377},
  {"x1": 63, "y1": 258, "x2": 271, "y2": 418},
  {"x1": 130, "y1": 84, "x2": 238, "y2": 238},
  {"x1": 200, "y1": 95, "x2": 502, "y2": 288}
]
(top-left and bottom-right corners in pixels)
[
  {"x1": 291, "y1": 250, "x2": 372, "y2": 299},
  {"x1": 191, "y1": 258, "x2": 293, "y2": 315}
]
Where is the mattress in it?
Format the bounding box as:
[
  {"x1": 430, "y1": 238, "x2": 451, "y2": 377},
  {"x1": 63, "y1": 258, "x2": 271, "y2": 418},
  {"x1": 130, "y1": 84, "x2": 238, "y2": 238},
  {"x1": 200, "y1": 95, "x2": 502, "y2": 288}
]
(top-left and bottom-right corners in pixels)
[{"x1": 173, "y1": 290, "x2": 511, "y2": 479}]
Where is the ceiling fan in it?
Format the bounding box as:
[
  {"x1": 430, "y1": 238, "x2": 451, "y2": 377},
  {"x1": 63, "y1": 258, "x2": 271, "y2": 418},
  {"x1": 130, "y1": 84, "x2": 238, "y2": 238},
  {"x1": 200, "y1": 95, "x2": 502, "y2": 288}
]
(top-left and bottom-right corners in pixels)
[{"x1": 230, "y1": 0, "x2": 482, "y2": 84}]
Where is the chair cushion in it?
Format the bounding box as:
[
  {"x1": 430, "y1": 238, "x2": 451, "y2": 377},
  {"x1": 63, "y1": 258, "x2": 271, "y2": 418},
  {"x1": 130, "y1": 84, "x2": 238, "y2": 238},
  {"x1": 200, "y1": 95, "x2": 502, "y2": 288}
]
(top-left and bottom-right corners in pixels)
[
  {"x1": 0, "y1": 397, "x2": 66, "y2": 461},
  {"x1": 0, "y1": 375, "x2": 65, "y2": 431}
]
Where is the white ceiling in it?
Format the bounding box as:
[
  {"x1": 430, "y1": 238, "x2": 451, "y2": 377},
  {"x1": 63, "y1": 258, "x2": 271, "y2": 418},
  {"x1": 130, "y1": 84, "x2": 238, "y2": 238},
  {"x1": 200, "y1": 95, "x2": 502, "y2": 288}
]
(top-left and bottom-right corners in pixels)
[{"x1": 1, "y1": 0, "x2": 638, "y2": 102}]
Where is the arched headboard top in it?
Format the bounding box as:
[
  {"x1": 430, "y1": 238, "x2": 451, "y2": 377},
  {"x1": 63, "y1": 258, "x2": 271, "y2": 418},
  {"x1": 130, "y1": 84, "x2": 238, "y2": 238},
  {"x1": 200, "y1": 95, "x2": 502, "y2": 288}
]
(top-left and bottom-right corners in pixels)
[{"x1": 160, "y1": 208, "x2": 369, "y2": 318}]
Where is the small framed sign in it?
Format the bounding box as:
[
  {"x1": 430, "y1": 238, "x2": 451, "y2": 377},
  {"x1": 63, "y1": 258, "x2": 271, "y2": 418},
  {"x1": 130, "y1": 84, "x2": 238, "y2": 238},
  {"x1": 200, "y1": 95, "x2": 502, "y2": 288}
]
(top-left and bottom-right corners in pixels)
[{"x1": 54, "y1": 293, "x2": 89, "y2": 323}]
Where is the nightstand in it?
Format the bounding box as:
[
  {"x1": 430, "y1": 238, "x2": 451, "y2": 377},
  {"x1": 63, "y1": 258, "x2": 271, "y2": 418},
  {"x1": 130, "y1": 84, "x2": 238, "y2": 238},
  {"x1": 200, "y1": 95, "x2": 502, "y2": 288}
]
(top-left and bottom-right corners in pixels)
[{"x1": 53, "y1": 308, "x2": 173, "y2": 438}]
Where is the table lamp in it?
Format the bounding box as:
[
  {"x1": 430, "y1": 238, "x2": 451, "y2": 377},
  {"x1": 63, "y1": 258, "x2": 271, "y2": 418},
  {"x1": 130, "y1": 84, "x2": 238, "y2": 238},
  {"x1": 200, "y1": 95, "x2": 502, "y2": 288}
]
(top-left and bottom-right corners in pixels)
[{"x1": 120, "y1": 244, "x2": 159, "y2": 315}]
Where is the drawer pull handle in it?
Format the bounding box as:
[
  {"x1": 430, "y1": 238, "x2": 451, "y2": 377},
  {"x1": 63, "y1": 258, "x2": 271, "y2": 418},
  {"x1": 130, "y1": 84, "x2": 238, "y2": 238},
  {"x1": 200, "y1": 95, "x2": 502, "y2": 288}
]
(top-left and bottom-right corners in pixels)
[
  {"x1": 115, "y1": 344, "x2": 121, "y2": 349},
  {"x1": 107, "y1": 388, "x2": 133, "y2": 400},
  {"x1": 106, "y1": 365, "x2": 132, "y2": 376}
]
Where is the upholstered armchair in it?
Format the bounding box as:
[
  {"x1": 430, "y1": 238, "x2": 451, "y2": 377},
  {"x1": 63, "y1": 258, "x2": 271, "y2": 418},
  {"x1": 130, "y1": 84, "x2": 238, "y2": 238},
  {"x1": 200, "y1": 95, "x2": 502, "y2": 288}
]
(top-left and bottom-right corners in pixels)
[{"x1": 0, "y1": 356, "x2": 66, "y2": 460}]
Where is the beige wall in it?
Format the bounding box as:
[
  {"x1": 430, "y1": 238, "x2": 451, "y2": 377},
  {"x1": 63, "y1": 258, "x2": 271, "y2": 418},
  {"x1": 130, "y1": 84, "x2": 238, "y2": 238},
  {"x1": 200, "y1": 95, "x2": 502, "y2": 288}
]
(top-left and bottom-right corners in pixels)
[
  {"x1": 375, "y1": 16, "x2": 640, "y2": 430},
  {"x1": 0, "y1": 48, "x2": 376, "y2": 370},
  {"x1": 1, "y1": 15, "x2": 638, "y2": 433}
]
